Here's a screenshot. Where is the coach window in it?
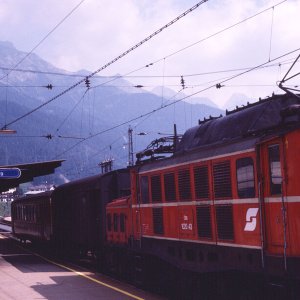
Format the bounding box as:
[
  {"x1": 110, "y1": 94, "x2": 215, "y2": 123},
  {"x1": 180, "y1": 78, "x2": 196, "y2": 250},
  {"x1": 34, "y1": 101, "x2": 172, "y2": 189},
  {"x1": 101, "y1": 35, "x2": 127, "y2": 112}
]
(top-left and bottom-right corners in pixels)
[
  {"x1": 178, "y1": 169, "x2": 192, "y2": 201},
  {"x1": 194, "y1": 165, "x2": 209, "y2": 200},
  {"x1": 25, "y1": 206, "x2": 29, "y2": 221},
  {"x1": 21, "y1": 205, "x2": 25, "y2": 221},
  {"x1": 120, "y1": 214, "x2": 125, "y2": 233},
  {"x1": 16, "y1": 206, "x2": 20, "y2": 220},
  {"x1": 236, "y1": 157, "x2": 255, "y2": 198},
  {"x1": 28, "y1": 206, "x2": 31, "y2": 222},
  {"x1": 164, "y1": 173, "x2": 176, "y2": 202},
  {"x1": 113, "y1": 213, "x2": 119, "y2": 232},
  {"x1": 213, "y1": 161, "x2": 232, "y2": 199},
  {"x1": 36, "y1": 206, "x2": 40, "y2": 222},
  {"x1": 268, "y1": 144, "x2": 282, "y2": 195},
  {"x1": 151, "y1": 175, "x2": 162, "y2": 203},
  {"x1": 107, "y1": 214, "x2": 112, "y2": 231},
  {"x1": 140, "y1": 176, "x2": 149, "y2": 204}
]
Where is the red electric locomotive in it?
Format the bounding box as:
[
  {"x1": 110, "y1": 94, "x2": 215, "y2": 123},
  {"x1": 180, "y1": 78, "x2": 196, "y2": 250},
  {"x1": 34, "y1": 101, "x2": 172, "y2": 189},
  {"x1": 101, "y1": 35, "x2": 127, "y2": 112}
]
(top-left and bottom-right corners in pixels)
[{"x1": 105, "y1": 93, "x2": 300, "y2": 299}]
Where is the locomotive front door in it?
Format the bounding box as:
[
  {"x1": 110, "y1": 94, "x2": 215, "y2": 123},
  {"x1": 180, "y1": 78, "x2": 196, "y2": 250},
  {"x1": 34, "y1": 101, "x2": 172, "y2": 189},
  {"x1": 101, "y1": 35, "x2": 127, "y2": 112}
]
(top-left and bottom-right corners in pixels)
[{"x1": 259, "y1": 138, "x2": 287, "y2": 255}]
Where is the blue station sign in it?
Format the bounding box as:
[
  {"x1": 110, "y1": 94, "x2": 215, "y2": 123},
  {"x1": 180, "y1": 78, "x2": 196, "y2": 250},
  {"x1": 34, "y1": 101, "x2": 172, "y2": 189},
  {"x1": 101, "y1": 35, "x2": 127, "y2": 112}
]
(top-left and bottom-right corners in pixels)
[{"x1": 0, "y1": 168, "x2": 21, "y2": 179}]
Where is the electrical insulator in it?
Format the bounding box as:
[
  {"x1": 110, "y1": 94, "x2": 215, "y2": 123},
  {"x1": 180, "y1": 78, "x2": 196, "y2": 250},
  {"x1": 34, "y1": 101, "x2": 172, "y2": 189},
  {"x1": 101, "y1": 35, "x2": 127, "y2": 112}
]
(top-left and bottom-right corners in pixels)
[
  {"x1": 180, "y1": 76, "x2": 185, "y2": 89},
  {"x1": 85, "y1": 77, "x2": 90, "y2": 88}
]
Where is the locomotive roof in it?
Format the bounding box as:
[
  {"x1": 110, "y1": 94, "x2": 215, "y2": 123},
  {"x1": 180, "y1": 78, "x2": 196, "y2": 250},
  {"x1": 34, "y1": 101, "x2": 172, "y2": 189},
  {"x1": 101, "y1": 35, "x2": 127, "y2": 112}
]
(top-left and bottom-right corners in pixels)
[
  {"x1": 137, "y1": 93, "x2": 300, "y2": 172},
  {"x1": 175, "y1": 93, "x2": 300, "y2": 154}
]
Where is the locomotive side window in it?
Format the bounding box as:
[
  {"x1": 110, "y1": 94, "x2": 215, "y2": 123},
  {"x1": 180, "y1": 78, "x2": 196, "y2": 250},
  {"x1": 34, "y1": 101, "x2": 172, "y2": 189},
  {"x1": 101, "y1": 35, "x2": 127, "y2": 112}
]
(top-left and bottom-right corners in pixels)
[
  {"x1": 268, "y1": 144, "x2": 282, "y2": 195},
  {"x1": 151, "y1": 175, "x2": 162, "y2": 203},
  {"x1": 107, "y1": 214, "x2": 112, "y2": 231},
  {"x1": 194, "y1": 165, "x2": 209, "y2": 200},
  {"x1": 113, "y1": 213, "x2": 119, "y2": 232},
  {"x1": 178, "y1": 169, "x2": 191, "y2": 201},
  {"x1": 164, "y1": 173, "x2": 176, "y2": 202},
  {"x1": 140, "y1": 176, "x2": 149, "y2": 204},
  {"x1": 213, "y1": 161, "x2": 232, "y2": 199},
  {"x1": 236, "y1": 157, "x2": 255, "y2": 198}
]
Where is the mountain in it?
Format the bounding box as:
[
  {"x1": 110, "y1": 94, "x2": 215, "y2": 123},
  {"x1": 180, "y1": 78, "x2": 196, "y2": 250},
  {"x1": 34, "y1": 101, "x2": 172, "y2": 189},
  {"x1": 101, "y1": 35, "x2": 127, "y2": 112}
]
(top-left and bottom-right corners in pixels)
[
  {"x1": 0, "y1": 41, "x2": 224, "y2": 186},
  {"x1": 222, "y1": 93, "x2": 254, "y2": 110},
  {"x1": 151, "y1": 86, "x2": 219, "y2": 108}
]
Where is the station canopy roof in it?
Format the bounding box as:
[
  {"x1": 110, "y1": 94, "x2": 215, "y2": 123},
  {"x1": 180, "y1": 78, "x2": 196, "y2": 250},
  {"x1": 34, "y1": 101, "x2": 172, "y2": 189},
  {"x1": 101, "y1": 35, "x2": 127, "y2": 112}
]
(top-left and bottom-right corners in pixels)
[{"x1": 0, "y1": 159, "x2": 64, "y2": 193}]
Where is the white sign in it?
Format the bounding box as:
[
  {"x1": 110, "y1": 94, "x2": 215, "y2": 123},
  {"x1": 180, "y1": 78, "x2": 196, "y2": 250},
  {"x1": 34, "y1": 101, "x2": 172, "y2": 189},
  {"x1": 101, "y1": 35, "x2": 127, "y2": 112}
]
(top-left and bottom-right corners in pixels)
[{"x1": 244, "y1": 208, "x2": 259, "y2": 231}]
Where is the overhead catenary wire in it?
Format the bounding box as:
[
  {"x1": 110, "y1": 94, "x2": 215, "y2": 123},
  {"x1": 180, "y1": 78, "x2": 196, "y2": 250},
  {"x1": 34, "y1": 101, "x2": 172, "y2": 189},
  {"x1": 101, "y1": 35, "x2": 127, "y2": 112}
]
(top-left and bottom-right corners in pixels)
[
  {"x1": 89, "y1": 0, "x2": 288, "y2": 91},
  {"x1": 268, "y1": 6, "x2": 275, "y2": 62},
  {"x1": 1, "y1": 0, "x2": 208, "y2": 130},
  {"x1": 56, "y1": 88, "x2": 89, "y2": 133},
  {"x1": 152, "y1": 0, "x2": 288, "y2": 65},
  {"x1": 0, "y1": 0, "x2": 289, "y2": 104},
  {"x1": 0, "y1": 57, "x2": 295, "y2": 80},
  {"x1": 53, "y1": 47, "x2": 300, "y2": 159},
  {"x1": 2, "y1": 0, "x2": 293, "y2": 175},
  {"x1": 46, "y1": 0, "x2": 296, "y2": 176}
]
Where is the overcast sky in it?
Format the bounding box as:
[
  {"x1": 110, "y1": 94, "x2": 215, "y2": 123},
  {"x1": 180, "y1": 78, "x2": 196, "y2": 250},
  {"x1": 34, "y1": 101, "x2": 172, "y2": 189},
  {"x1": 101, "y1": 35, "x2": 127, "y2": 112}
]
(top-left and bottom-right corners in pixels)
[{"x1": 0, "y1": 0, "x2": 300, "y2": 108}]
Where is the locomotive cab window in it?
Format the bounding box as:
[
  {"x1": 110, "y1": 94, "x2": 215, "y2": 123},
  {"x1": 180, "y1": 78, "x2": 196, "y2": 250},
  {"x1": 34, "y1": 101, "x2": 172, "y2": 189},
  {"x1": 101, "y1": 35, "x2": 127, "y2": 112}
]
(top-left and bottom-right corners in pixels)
[
  {"x1": 236, "y1": 157, "x2": 255, "y2": 198},
  {"x1": 268, "y1": 144, "x2": 282, "y2": 195}
]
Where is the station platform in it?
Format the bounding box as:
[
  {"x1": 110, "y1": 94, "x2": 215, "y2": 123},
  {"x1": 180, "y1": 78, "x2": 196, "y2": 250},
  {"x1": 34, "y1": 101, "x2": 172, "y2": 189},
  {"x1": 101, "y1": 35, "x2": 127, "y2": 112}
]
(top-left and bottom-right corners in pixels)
[{"x1": 0, "y1": 232, "x2": 164, "y2": 300}]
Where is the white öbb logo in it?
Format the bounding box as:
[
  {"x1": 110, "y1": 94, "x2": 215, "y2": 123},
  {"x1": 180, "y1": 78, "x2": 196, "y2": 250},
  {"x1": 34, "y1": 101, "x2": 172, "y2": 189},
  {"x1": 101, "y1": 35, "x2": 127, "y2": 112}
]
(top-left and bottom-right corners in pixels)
[{"x1": 244, "y1": 208, "x2": 259, "y2": 231}]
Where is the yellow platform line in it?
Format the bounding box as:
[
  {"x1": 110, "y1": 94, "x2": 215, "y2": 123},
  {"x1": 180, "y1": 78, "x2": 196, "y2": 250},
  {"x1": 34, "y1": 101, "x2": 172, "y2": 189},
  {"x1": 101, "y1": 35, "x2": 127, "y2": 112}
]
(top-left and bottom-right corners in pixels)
[{"x1": 17, "y1": 244, "x2": 144, "y2": 300}]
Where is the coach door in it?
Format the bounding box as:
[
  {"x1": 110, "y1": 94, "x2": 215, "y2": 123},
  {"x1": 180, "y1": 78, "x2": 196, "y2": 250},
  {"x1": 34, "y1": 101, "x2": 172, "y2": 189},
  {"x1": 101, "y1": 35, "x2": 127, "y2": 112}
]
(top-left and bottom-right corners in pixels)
[{"x1": 259, "y1": 139, "x2": 287, "y2": 255}]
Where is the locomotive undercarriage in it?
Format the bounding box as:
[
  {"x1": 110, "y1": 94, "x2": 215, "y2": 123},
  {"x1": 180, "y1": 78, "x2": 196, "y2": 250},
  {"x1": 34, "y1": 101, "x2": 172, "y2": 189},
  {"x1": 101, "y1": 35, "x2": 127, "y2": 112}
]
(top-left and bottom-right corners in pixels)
[{"x1": 101, "y1": 237, "x2": 300, "y2": 299}]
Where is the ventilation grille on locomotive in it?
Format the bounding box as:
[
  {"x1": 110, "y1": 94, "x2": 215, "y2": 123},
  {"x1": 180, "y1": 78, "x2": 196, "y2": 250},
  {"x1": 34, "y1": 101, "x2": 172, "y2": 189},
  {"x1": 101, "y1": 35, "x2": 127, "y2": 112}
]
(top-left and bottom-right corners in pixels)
[
  {"x1": 196, "y1": 205, "x2": 212, "y2": 239},
  {"x1": 140, "y1": 176, "x2": 149, "y2": 203},
  {"x1": 151, "y1": 175, "x2": 162, "y2": 202},
  {"x1": 216, "y1": 205, "x2": 234, "y2": 240},
  {"x1": 164, "y1": 173, "x2": 176, "y2": 202},
  {"x1": 194, "y1": 166, "x2": 209, "y2": 199},
  {"x1": 153, "y1": 207, "x2": 164, "y2": 234},
  {"x1": 213, "y1": 161, "x2": 232, "y2": 198},
  {"x1": 178, "y1": 169, "x2": 191, "y2": 201}
]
